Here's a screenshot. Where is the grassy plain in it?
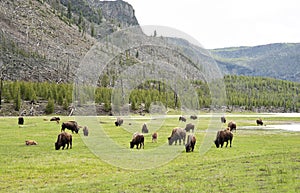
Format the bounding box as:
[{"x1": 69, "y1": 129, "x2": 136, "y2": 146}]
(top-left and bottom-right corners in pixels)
[{"x1": 0, "y1": 114, "x2": 299, "y2": 192}]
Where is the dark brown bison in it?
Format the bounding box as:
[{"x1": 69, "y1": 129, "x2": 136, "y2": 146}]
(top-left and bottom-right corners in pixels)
[
  {"x1": 214, "y1": 129, "x2": 233, "y2": 148},
  {"x1": 185, "y1": 123, "x2": 195, "y2": 132},
  {"x1": 179, "y1": 116, "x2": 186, "y2": 122},
  {"x1": 221, "y1": 116, "x2": 226, "y2": 123},
  {"x1": 25, "y1": 140, "x2": 38, "y2": 145},
  {"x1": 185, "y1": 134, "x2": 196, "y2": 152},
  {"x1": 168, "y1": 128, "x2": 186, "y2": 145},
  {"x1": 61, "y1": 121, "x2": 79, "y2": 133},
  {"x1": 130, "y1": 133, "x2": 144, "y2": 149},
  {"x1": 55, "y1": 132, "x2": 72, "y2": 150},
  {"x1": 50, "y1": 117, "x2": 60, "y2": 124},
  {"x1": 142, "y1": 123, "x2": 148, "y2": 133},
  {"x1": 256, "y1": 118, "x2": 263, "y2": 126},
  {"x1": 190, "y1": 115, "x2": 197, "y2": 120},
  {"x1": 18, "y1": 117, "x2": 24, "y2": 125},
  {"x1": 115, "y1": 118, "x2": 124, "y2": 126},
  {"x1": 228, "y1": 121, "x2": 237, "y2": 132},
  {"x1": 152, "y1": 132, "x2": 158, "y2": 143},
  {"x1": 83, "y1": 126, "x2": 89, "y2": 136}
]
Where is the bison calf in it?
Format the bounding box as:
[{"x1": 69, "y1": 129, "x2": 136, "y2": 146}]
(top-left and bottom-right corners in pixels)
[
  {"x1": 228, "y1": 121, "x2": 237, "y2": 132},
  {"x1": 83, "y1": 126, "x2": 89, "y2": 136},
  {"x1": 152, "y1": 132, "x2": 158, "y2": 143},
  {"x1": 256, "y1": 119, "x2": 263, "y2": 126},
  {"x1": 115, "y1": 118, "x2": 124, "y2": 126},
  {"x1": 25, "y1": 140, "x2": 38, "y2": 145},
  {"x1": 55, "y1": 132, "x2": 72, "y2": 150}
]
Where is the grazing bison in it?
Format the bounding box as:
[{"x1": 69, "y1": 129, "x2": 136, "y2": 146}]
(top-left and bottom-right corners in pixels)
[
  {"x1": 25, "y1": 140, "x2": 38, "y2": 145},
  {"x1": 55, "y1": 132, "x2": 72, "y2": 150},
  {"x1": 115, "y1": 118, "x2": 124, "y2": 126},
  {"x1": 185, "y1": 134, "x2": 196, "y2": 152},
  {"x1": 152, "y1": 132, "x2": 158, "y2": 143},
  {"x1": 61, "y1": 121, "x2": 79, "y2": 133},
  {"x1": 18, "y1": 117, "x2": 24, "y2": 125},
  {"x1": 179, "y1": 116, "x2": 186, "y2": 122},
  {"x1": 185, "y1": 123, "x2": 195, "y2": 132},
  {"x1": 142, "y1": 123, "x2": 148, "y2": 133},
  {"x1": 256, "y1": 118, "x2": 264, "y2": 126},
  {"x1": 168, "y1": 128, "x2": 186, "y2": 145},
  {"x1": 130, "y1": 133, "x2": 144, "y2": 149},
  {"x1": 214, "y1": 129, "x2": 233, "y2": 148},
  {"x1": 83, "y1": 126, "x2": 89, "y2": 136},
  {"x1": 227, "y1": 121, "x2": 237, "y2": 132},
  {"x1": 221, "y1": 116, "x2": 226, "y2": 123},
  {"x1": 190, "y1": 115, "x2": 197, "y2": 120},
  {"x1": 50, "y1": 117, "x2": 60, "y2": 124}
]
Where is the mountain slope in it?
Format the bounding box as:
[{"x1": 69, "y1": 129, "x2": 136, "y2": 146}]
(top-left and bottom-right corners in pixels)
[{"x1": 211, "y1": 43, "x2": 300, "y2": 82}]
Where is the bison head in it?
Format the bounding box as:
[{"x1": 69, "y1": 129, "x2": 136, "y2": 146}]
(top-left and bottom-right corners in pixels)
[
  {"x1": 55, "y1": 142, "x2": 61, "y2": 150},
  {"x1": 130, "y1": 141, "x2": 135, "y2": 148},
  {"x1": 214, "y1": 139, "x2": 220, "y2": 148},
  {"x1": 168, "y1": 137, "x2": 174, "y2": 145}
]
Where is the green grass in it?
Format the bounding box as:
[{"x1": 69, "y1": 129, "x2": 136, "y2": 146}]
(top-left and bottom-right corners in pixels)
[{"x1": 0, "y1": 115, "x2": 300, "y2": 192}]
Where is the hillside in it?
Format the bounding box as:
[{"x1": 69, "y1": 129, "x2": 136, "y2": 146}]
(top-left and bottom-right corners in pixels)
[
  {"x1": 211, "y1": 43, "x2": 300, "y2": 82},
  {"x1": 0, "y1": 0, "x2": 138, "y2": 82}
]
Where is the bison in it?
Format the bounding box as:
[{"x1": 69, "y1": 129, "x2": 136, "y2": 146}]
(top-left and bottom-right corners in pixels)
[
  {"x1": 115, "y1": 118, "x2": 124, "y2": 126},
  {"x1": 50, "y1": 117, "x2": 60, "y2": 124},
  {"x1": 179, "y1": 116, "x2": 186, "y2": 122},
  {"x1": 18, "y1": 117, "x2": 24, "y2": 125},
  {"x1": 61, "y1": 121, "x2": 79, "y2": 134},
  {"x1": 228, "y1": 121, "x2": 237, "y2": 132},
  {"x1": 55, "y1": 132, "x2": 72, "y2": 150},
  {"x1": 83, "y1": 126, "x2": 89, "y2": 136},
  {"x1": 168, "y1": 128, "x2": 186, "y2": 145},
  {"x1": 130, "y1": 133, "x2": 144, "y2": 149},
  {"x1": 152, "y1": 132, "x2": 158, "y2": 143},
  {"x1": 190, "y1": 115, "x2": 197, "y2": 120},
  {"x1": 221, "y1": 116, "x2": 226, "y2": 123},
  {"x1": 256, "y1": 118, "x2": 264, "y2": 126},
  {"x1": 185, "y1": 123, "x2": 195, "y2": 132},
  {"x1": 25, "y1": 140, "x2": 38, "y2": 145},
  {"x1": 142, "y1": 123, "x2": 148, "y2": 133},
  {"x1": 185, "y1": 134, "x2": 196, "y2": 152},
  {"x1": 214, "y1": 129, "x2": 233, "y2": 148}
]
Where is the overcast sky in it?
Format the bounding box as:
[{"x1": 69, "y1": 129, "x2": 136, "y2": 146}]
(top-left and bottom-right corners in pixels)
[{"x1": 125, "y1": 0, "x2": 300, "y2": 49}]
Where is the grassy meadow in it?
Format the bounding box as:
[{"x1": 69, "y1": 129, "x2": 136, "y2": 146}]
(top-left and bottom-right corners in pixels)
[{"x1": 0, "y1": 114, "x2": 300, "y2": 192}]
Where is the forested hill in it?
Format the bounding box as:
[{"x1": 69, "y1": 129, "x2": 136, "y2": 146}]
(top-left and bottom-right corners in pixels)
[{"x1": 210, "y1": 43, "x2": 300, "y2": 82}]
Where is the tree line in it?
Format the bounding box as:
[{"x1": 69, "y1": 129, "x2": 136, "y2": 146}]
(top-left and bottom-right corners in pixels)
[{"x1": 0, "y1": 75, "x2": 299, "y2": 114}]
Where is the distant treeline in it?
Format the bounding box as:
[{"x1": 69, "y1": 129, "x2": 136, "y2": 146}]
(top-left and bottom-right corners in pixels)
[{"x1": 1, "y1": 75, "x2": 299, "y2": 114}]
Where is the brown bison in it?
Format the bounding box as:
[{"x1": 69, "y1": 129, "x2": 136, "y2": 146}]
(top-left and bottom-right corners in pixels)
[
  {"x1": 50, "y1": 117, "x2": 60, "y2": 124},
  {"x1": 168, "y1": 128, "x2": 186, "y2": 145},
  {"x1": 152, "y1": 132, "x2": 158, "y2": 143},
  {"x1": 185, "y1": 123, "x2": 195, "y2": 132},
  {"x1": 142, "y1": 123, "x2": 148, "y2": 133},
  {"x1": 214, "y1": 129, "x2": 233, "y2": 148},
  {"x1": 55, "y1": 132, "x2": 72, "y2": 150},
  {"x1": 185, "y1": 134, "x2": 196, "y2": 152},
  {"x1": 221, "y1": 116, "x2": 226, "y2": 123},
  {"x1": 190, "y1": 115, "x2": 197, "y2": 120},
  {"x1": 61, "y1": 121, "x2": 79, "y2": 133},
  {"x1": 179, "y1": 116, "x2": 186, "y2": 122},
  {"x1": 83, "y1": 126, "x2": 89, "y2": 136},
  {"x1": 130, "y1": 133, "x2": 144, "y2": 149},
  {"x1": 228, "y1": 121, "x2": 237, "y2": 132},
  {"x1": 25, "y1": 140, "x2": 38, "y2": 145},
  {"x1": 115, "y1": 118, "x2": 124, "y2": 126},
  {"x1": 256, "y1": 118, "x2": 263, "y2": 126}
]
